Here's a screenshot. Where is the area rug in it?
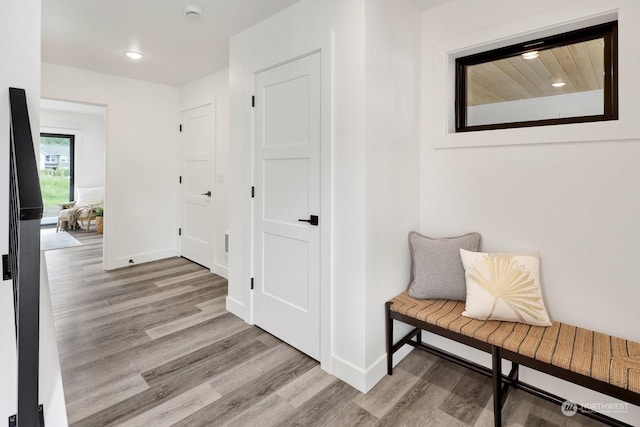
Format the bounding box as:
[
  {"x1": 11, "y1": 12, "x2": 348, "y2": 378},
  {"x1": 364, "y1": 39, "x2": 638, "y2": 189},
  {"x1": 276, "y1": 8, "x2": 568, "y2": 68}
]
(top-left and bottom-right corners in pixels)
[{"x1": 40, "y1": 228, "x2": 82, "y2": 251}]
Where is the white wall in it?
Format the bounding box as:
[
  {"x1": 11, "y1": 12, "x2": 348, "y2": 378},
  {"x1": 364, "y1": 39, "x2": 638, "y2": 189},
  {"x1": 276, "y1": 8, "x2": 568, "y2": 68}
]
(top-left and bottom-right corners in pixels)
[
  {"x1": 228, "y1": 0, "x2": 369, "y2": 387},
  {"x1": 42, "y1": 63, "x2": 180, "y2": 270},
  {"x1": 420, "y1": 0, "x2": 640, "y2": 423},
  {"x1": 228, "y1": 0, "x2": 421, "y2": 392},
  {"x1": 363, "y1": 0, "x2": 421, "y2": 388},
  {"x1": 1, "y1": 1, "x2": 67, "y2": 424},
  {"x1": 468, "y1": 90, "x2": 604, "y2": 126},
  {"x1": 39, "y1": 258, "x2": 69, "y2": 425},
  {"x1": 40, "y1": 107, "x2": 106, "y2": 189},
  {"x1": 179, "y1": 68, "x2": 230, "y2": 277},
  {"x1": 0, "y1": 0, "x2": 37, "y2": 419}
]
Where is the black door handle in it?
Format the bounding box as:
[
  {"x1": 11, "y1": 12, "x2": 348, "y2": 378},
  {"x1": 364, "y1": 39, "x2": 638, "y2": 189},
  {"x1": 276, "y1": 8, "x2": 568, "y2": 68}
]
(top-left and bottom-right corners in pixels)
[
  {"x1": 298, "y1": 215, "x2": 319, "y2": 226},
  {"x1": 201, "y1": 191, "x2": 212, "y2": 197}
]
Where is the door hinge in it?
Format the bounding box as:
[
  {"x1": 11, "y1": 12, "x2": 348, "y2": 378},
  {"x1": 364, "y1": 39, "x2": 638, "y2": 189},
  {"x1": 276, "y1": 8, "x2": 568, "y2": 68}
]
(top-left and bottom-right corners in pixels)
[
  {"x1": 2, "y1": 254, "x2": 11, "y2": 280},
  {"x1": 178, "y1": 228, "x2": 182, "y2": 236},
  {"x1": 251, "y1": 186, "x2": 255, "y2": 198},
  {"x1": 251, "y1": 95, "x2": 255, "y2": 108},
  {"x1": 179, "y1": 176, "x2": 182, "y2": 184},
  {"x1": 251, "y1": 278, "x2": 254, "y2": 290},
  {"x1": 179, "y1": 124, "x2": 183, "y2": 132}
]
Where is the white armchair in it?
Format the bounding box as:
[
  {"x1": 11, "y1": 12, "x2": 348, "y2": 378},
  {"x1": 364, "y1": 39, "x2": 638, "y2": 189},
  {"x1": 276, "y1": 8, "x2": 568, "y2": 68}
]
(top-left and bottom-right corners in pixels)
[{"x1": 56, "y1": 186, "x2": 104, "y2": 233}]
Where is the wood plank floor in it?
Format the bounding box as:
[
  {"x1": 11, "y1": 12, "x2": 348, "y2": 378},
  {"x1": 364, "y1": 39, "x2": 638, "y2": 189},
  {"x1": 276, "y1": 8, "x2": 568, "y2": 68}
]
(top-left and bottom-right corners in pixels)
[{"x1": 45, "y1": 230, "x2": 606, "y2": 426}]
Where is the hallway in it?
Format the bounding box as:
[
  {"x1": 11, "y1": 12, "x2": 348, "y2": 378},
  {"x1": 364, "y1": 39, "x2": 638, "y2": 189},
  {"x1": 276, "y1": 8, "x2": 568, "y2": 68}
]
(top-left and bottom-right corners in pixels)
[{"x1": 45, "y1": 232, "x2": 604, "y2": 426}]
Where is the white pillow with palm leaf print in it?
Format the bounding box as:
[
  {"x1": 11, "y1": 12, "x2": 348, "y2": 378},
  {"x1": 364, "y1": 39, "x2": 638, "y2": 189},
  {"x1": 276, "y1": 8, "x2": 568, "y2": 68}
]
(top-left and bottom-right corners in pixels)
[{"x1": 460, "y1": 249, "x2": 552, "y2": 326}]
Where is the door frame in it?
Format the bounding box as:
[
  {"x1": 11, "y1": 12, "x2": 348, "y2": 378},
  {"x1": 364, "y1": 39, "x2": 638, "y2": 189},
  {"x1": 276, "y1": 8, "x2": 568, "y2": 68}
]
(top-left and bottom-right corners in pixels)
[
  {"x1": 40, "y1": 100, "x2": 108, "y2": 270},
  {"x1": 247, "y1": 36, "x2": 333, "y2": 371}
]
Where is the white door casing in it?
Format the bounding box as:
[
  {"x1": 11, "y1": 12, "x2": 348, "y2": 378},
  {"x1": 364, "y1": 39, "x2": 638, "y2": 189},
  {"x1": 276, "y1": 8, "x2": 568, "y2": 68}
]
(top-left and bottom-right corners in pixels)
[
  {"x1": 253, "y1": 52, "x2": 321, "y2": 360},
  {"x1": 180, "y1": 103, "x2": 215, "y2": 269}
]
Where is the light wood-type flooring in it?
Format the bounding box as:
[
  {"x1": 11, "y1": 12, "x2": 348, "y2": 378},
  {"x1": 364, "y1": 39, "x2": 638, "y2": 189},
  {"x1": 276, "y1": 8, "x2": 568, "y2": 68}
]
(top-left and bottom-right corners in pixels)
[{"x1": 45, "y1": 230, "x2": 607, "y2": 426}]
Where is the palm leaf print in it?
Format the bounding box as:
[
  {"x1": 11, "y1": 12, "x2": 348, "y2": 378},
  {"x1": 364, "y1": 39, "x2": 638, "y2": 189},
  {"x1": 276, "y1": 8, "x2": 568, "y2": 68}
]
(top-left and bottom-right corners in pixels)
[{"x1": 468, "y1": 255, "x2": 547, "y2": 323}]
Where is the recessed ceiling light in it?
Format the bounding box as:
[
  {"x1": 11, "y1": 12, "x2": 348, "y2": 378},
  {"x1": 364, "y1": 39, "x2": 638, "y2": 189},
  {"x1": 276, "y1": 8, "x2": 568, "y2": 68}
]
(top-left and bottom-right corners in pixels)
[
  {"x1": 126, "y1": 51, "x2": 144, "y2": 60},
  {"x1": 521, "y1": 51, "x2": 539, "y2": 60},
  {"x1": 552, "y1": 82, "x2": 566, "y2": 88}
]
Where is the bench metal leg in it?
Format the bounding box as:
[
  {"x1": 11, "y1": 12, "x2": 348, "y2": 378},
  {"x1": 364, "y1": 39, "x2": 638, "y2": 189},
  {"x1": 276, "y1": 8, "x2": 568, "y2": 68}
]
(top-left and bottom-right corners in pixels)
[
  {"x1": 502, "y1": 362, "x2": 519, "y2": 406},
  {"x1": 385, "y1": 302, "x2": 393, "y2": 375},
  {"x1": 492, "y1": 346, "x2": 502, "y2": 427}
]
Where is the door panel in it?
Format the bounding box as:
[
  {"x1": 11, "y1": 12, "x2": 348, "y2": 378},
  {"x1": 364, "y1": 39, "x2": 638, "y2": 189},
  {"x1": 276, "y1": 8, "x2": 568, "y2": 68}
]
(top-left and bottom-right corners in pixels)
[
  {"x1": 263, "y1": 233, "x2": 309, "y2": 310},
  {"x1": 180, "y1": 104, "x2": 215, "y2": 268},
  {"x1": 264, "y1": 158, "x2": 309, "y2": 222},
  {"x1": 264, "y1": 75, "x2": 310, "y2": 146},
  {"x1": 254, "y1": 52, "x2": 321, "y2": 360}
]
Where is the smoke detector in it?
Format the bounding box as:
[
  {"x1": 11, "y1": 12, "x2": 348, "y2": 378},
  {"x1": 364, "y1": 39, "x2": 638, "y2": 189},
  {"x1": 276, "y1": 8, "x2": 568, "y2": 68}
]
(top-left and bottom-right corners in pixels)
[{"x1": 184, "y1": 5, "x2": 202, "y2": 17}]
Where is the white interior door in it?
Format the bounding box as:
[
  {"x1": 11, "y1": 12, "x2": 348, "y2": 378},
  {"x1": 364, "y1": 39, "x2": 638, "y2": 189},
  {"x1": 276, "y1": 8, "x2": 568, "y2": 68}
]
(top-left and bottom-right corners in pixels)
[
  {"x1": 253, "y1": 52, "x2": 321, "y2": 360},
  {"x1": 180, "y1": 104, "x2": 215, "y2": 269}
]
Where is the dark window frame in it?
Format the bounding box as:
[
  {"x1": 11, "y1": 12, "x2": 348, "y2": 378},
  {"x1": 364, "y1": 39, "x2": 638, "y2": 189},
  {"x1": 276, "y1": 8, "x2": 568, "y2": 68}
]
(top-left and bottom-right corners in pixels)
[
  {"x1": 455, "y1": 21, "x2": 618, "y2": 133},
  {"x1": 40, "y1": 132, "x2": 76, "y2": 201}
]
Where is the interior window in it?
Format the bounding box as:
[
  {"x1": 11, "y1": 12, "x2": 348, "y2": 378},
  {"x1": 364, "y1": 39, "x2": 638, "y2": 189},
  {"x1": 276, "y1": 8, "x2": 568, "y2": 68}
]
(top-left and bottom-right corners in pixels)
[{"x1": 455, "y1": 21, "x2": 617, "y2": 132}]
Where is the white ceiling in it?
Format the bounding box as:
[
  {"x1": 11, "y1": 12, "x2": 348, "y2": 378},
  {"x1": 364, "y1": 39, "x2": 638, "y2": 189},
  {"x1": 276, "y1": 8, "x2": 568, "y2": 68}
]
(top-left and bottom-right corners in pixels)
[
  {"x1": 42, "y1": 0, "x2": 455, "y2": 87},
  {"x1": 408, "y1": 0, "x2": 454, "y2": 11},
  {"x1": 41, "y1": 0, "x2": 302, "y2": 87}
]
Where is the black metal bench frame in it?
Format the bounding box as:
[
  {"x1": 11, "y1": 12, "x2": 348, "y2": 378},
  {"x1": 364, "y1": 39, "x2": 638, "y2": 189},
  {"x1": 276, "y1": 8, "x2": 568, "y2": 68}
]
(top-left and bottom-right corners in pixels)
[{"x1": 386, "y1": 302, "x2": 640, "y2": 427}]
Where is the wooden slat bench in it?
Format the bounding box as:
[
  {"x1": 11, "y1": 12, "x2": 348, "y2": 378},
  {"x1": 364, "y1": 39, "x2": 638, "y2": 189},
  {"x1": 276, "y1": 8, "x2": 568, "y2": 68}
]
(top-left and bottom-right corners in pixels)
[{"x1": 386, "y1": 292, "x2": 640, "y2": 427}]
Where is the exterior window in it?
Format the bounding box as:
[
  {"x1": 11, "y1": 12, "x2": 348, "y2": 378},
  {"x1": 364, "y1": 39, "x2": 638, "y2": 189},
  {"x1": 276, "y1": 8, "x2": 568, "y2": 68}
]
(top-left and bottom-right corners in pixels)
[
  {"x1": 39, "y1": 133, "x2": 75, "y2": 221},
  {"x1": 455, "y1": 21, "x2": 617, "y2": 132}
]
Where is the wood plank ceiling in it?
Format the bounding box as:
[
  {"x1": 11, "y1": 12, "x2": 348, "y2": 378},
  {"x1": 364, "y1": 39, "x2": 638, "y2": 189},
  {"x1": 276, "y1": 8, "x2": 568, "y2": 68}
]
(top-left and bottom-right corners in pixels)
[{"x1": 467, "y1": 39, "x2": 604, "y2": 106}]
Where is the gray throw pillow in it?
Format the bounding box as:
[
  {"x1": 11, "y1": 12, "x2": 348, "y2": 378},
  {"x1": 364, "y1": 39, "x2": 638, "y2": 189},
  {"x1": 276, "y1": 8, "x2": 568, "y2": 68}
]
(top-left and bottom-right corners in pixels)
[{"x1": 408, "y1": 231, "x2": 481, "y2": 300}]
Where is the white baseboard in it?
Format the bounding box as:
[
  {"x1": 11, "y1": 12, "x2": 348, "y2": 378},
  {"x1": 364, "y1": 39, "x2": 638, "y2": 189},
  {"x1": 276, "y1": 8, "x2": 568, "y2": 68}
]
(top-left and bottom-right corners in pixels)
[
  {"x1": 213, "y1": 263, "x2": 228, "y2": 279},
  {"x1": 225, "y1": 296, "x2": 247, "y2": 321},
  {"x1": 107, "y1": 248, "x2": 177, "y2": 270},
  {"x1": 364, "y1": 345, "x2": 413, "y2": 392},
  {"x1": 331, "y1": 344, "x2": 414, "y2": 393},
  {"x1": 331, "y1": 354, "x2": 367, "y2": 392}
]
